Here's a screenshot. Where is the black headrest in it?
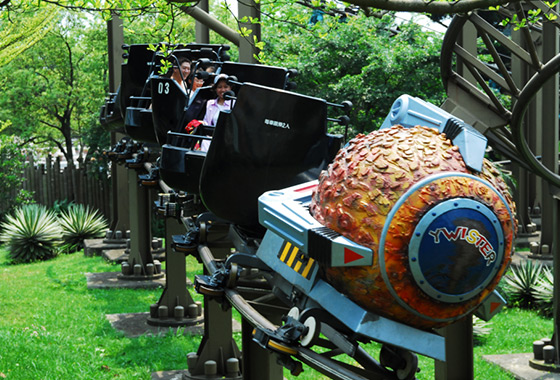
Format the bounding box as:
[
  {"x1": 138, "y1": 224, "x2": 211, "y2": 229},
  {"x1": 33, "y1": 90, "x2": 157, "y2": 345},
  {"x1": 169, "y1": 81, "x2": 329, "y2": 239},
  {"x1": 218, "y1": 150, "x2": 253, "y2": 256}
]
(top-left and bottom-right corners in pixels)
[
  {"x1": 150, "y1": 76, "x2": 189, "y2": 145},
  {"x1": 220, "y1": 62, "x2": 289, "y2": 89}
]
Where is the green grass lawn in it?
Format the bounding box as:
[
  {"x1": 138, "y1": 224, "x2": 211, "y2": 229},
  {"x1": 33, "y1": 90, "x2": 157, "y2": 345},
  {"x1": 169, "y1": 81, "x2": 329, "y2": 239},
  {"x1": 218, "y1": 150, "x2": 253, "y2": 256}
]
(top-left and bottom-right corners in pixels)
[{"x1": 0, "y1": 250, "x2": 553, "y2": 379}]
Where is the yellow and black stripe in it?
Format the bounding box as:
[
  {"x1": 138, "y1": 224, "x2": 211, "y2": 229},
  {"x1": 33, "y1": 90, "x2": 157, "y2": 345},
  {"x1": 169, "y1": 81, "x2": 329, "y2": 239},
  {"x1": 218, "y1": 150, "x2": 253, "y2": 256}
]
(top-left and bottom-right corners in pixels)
[{"x1": 277, "y1": 241, "x2": 316, "y2": 280}]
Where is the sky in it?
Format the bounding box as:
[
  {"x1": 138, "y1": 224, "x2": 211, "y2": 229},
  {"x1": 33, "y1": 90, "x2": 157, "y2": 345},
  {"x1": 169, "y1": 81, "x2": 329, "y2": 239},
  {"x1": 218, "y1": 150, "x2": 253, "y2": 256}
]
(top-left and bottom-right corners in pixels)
[{"x1": 395, "y1": 12, "x2": 450, "y2": 35}]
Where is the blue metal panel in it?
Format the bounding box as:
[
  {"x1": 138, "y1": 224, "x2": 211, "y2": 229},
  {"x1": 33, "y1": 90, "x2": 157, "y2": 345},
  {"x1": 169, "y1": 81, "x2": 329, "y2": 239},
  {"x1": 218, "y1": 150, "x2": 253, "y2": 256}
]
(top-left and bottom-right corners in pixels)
[
  {"x1": 380, "y1": 95, "x2": 487, "y2": 172},
  {"x1": 255, "y1": 230, "x2": 447, "y2": 361},
  {"x1": 258, "y1": 181, "x2": 373, "y2": 267}
]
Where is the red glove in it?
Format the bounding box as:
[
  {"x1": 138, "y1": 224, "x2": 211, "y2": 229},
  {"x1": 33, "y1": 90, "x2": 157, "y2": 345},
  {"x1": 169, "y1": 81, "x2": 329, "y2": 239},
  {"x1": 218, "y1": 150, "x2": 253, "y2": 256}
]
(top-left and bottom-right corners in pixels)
[{"x1": 186, "y1": 119, "x2": 202, "y2": 133}]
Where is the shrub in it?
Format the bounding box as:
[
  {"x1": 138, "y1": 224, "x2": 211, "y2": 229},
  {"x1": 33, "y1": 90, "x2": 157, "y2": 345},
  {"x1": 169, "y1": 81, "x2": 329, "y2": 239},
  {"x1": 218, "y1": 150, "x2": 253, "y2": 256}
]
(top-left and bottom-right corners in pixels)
[
  {"x1": 0, "y1": 134, "x2": 35, "y2": 221},
  {"x1": 473, "y1": 316, "x2": 492, "y2": 344},
  {"x1": 0, "y1": 204, "x2": 62, "y2": 263},
  {"x1": 58, "y1": 204, "x2": 108, "y2": 253},
  {"x1": 503, "y1": 260, "x2": 542, "y2": 309},
  {"x1": 534, "y1": 266, "x2": 554, "y2": 318},
  {"x1": 51, "y1": 199, "x2": 75, "y2": 216}
]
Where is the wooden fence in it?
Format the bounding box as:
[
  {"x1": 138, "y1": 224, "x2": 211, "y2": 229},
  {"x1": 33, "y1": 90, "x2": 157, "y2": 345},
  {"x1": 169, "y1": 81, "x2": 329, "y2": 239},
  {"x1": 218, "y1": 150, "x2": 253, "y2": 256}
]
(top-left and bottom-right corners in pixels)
[{"x1": 22, "y1": 155, "x2": 112, "y2": 219}]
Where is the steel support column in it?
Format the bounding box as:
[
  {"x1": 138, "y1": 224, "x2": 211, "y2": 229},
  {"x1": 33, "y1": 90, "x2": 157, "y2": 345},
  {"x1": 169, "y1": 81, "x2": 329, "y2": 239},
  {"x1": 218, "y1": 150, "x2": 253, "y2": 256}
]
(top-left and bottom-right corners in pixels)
[
  {"x1": 148, "y1": 217, "x2": 203, "y2": 325},
  {"x1": 237, "y1": 0, "x2": 260, "y2": 63},
  {"x1": 435, "y1": 21, "x2": 476, "y2": 380},
  {"x1": 511, "y1": 25, "x2": 541, "y2": 231},
  {"x1": 117, "y1": 168, "x2": 163, "y2": 280},
  {"x1": 540, "y1": 17, "x2": 560, "y2": 363},
  {"x1": 107, "y1": 16, "x2": 130, "y2": 236},
  {"x1": 195, "y1": 0, "x2": 210, "y2": 44},
  {"x1": 435, "y1": 316, "x2": 474, "y2": 380},
  {"x1": 241, "y1": 315, "x2": 283, "y2": 380}
]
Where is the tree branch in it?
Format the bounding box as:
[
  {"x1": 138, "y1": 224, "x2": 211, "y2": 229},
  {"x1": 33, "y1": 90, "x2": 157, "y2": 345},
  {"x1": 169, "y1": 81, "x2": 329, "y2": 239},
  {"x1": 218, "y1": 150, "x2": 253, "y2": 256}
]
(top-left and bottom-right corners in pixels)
[
  {"x1": 44, "y1": 136, "x2": 67, "y2": 156},
  {"x1": 17, "y1": 136, "x2": 49, "y2": 147},
  {"x1": 345, "y1": 0, "x2": 522, "y2": 14},
  {"x1": 39, "y1": 119, "x2": 63, "y2": 133}
]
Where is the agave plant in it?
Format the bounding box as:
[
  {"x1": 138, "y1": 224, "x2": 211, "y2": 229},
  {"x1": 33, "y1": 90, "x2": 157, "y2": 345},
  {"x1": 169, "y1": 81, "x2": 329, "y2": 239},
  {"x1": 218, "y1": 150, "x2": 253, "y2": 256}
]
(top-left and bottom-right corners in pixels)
[
  {"x1": 534, "y1": 266, "x2": 554, "y2": 318},
  {"x1": 503, "y1": 260, "x2": 543, "y2": 309},
  {"x1": 473, "y1": 316, "x2": 492, "y2": 344},
  {"x1": 58, "y1": 204, "x2": 108, "y2": 253},
  {"x1": 0, "y1": 204, "x2": 62, "y2": 263}
]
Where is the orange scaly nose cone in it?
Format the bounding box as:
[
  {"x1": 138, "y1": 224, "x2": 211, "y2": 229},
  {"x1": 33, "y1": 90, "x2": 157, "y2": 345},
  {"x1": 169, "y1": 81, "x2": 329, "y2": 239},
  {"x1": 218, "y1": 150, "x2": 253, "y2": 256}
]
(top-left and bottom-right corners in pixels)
[{"x1": 310, "y1": 125, "x2": 517, "y2": 330}]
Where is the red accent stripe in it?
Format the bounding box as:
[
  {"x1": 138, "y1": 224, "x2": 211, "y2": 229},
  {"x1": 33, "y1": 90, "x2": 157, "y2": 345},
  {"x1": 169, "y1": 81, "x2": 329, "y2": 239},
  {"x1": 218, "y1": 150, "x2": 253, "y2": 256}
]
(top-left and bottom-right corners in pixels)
[{"x1": 294, "y1": 183, "x2": 318, "y2": 193}]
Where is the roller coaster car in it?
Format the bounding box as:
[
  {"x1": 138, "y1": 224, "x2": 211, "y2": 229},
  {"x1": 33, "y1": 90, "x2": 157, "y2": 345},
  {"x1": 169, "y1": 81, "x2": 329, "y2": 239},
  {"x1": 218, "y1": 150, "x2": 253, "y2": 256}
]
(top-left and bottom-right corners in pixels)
[
  {"x1": 99, "y1": 44, "x2": 153, "y2": 134},
  {"x1": 193, "y1": 95, "x2": 515, "y2": 379},
  {"x1": 198, "y1": 82, "x2": 343, "y2": 232},
  {"x1": 118, "y1": 43, "x2": 160, "y2": 143},
  {"x1": 151, "y1": 78, "x2": 213, "y2": 146},
  {"x1": 124, "y1": 96, "x2": 158, "y2": 143},
  {"x1": 150, "y1": 43, "x2": 230, "y2": 146},
  {"x1": 152, "y1": 61, "x2": 296, "y2": 149}
]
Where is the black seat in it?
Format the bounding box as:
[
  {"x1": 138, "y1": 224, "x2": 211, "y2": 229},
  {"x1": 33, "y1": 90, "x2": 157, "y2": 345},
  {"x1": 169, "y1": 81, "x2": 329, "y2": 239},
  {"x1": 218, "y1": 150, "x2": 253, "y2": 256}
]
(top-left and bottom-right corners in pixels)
[
  {"x1": 199, "y1": 83, "x2": 342, "y2": 231},
  {"x1": 124, "y1": 96, "x2": 158, "y2": 143},
  {"x1": 119, "y1": 44, "x2": 155, "y2": 119},
  {"x1": 159, "y1": 127, "x2": 214, "y2": 193},
  {"x1": 171, "y1": 43, "x2": 230, "y2": 62},
  {"x1": 99, "y1": 89, "x2": 124, "y2": 133},
  {"x1": 185, "y1": 87, "x2": 214, "y2": 123}
]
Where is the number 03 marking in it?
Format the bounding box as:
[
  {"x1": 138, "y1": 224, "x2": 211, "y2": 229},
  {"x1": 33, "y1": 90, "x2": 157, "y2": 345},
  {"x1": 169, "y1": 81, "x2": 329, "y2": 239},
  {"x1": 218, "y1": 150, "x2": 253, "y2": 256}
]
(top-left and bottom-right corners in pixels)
[{"x1": 158, "y1": 82, "x2": 170, "y2": 95}]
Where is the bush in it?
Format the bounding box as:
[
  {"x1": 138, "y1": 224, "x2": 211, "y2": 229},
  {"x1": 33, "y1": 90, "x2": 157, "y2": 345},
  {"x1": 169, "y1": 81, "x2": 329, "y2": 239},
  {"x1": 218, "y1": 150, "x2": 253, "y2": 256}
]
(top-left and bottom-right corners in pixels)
[
  {"x1": 0, "y1": 134, "x2": 34, "y2": 220},
  {"x1": 58, "y1": 204, "x2": 108, "y2": 253},
  {"x1": 0, "y1": 204, "x2": 62, "y2": 263},
  {"x1": 473, "y1": 316, "x2": 492, "y2": 345},
  {"x1": 503, "y1": 260, "x2": 542, "y2": 309},
  {"x1": 51, "y1": 199, "x2": 75, "y2": 216},
  {"x1": 534, "y1": 266, "x2": 554, "y2": 318}
]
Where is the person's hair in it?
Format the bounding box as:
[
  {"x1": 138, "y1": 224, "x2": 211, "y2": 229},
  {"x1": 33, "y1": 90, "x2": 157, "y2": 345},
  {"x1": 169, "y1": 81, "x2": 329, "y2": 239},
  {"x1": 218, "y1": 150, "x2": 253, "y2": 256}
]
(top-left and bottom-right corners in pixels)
[
  {"x1": 178, "y1": 57, "x2": 191, "y2": 66},
  {"x1": 188, "y1": 69, "x2": 206, "y2": 85},
  {"x1": 212, "y1": 74, "x2": 230, "y2": 90}
]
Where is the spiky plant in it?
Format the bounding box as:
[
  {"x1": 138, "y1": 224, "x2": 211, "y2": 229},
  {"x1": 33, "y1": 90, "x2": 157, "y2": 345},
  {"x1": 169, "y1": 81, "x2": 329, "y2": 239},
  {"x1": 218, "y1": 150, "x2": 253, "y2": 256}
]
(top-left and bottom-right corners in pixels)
[
  {"x1": 534, "y1": 266, "x2": 554, "y2": 318},
  {"x1": 58, "y1": 204, "x2": 108, "y2": 253},
  {"x1": 473, "y1": 316, "x2": 492, "y2": 344},
  {"x1": 503, "y1": 260, "x2": 542, "y2": 309},
  {"x1": 0, "y1": 204, "x2": 62, "y2": 263}
]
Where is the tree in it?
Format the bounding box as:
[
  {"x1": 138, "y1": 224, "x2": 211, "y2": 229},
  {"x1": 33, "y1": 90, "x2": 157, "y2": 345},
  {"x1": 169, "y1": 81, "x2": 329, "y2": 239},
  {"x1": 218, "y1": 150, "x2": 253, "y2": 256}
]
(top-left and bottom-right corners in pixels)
[
  {"x1": 0, "y1": 12, "x2": 107, "y2": 164},
  {"x1": 262, "y1": 11, "x2": 446, "y2": 136},
  {"x1": 0, "y1": 0, "x2": 535, "y2": 16},
  {"x1": 0, "y1": 5, "x2": 59, "y2": 66}
]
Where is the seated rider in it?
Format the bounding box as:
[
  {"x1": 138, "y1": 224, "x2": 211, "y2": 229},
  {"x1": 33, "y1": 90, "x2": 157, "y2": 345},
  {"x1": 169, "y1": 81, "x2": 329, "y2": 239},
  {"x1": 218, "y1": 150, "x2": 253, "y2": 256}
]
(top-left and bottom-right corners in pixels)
[
  {"x1": 187, "y1": 74, "x2": 234, "y2": 152},
  {"x1": 188, "y1": 69, "x2": 206, "y2": 101},
  {"x1": 171, "y1": 57, "x2": 192, "y2": 91},
  {"x1": 203, "y1": 74, "x2": 234, "y2": 126}
]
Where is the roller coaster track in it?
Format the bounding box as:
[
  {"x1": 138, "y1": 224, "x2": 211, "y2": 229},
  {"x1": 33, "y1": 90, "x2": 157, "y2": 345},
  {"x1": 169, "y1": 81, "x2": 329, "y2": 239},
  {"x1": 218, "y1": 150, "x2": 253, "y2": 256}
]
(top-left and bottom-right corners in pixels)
[
  {"x1": 197, "y1": 244, "x2": 416, "y2": 380},
  {"x1": 440, "y1": 0, "x2": 560, "y2": 185}
]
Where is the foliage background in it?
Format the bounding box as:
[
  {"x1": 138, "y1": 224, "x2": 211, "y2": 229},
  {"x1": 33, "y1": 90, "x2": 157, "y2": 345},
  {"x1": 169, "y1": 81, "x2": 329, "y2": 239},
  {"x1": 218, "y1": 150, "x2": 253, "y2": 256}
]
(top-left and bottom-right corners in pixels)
[{"x1": 261, "y1": 10, "x2": 446, "y2": 136}]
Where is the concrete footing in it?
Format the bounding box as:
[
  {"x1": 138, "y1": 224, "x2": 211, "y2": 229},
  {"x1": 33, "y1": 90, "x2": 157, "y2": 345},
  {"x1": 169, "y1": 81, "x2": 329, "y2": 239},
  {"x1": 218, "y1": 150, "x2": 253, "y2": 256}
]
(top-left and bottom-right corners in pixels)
[
  {"x1": 484, "y1": 353, "x2": 560, "y2": 379},
  {"x1": 86, "y1": 271, "x2": 165, "y2": 289},
  {"x1": 106, "y1": 312, "x2": 214, "y2": 338},
  {"x1": 84, "y1": 238, "x2": 127, "y2": 257}
]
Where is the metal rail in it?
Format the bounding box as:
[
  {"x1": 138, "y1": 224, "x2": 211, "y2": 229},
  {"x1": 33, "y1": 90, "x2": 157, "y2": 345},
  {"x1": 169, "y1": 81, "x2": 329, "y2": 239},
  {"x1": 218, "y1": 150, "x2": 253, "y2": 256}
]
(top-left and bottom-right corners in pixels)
[{"x1": 196, "y1": 244, "x2": 408, "y2": 380}]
